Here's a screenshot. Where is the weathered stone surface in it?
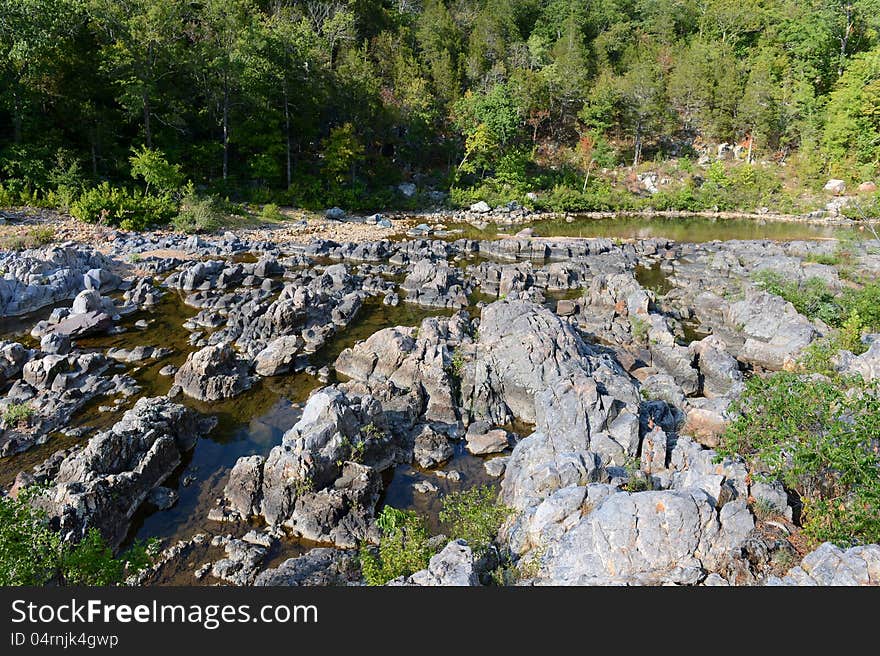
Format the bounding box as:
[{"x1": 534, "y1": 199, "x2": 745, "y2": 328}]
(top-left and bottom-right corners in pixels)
[
  {"x1": 691, "y1": 335, "x2": 743, "y2": 397},
  {"x1": 389, "y1": 540, "x2": 478, "y2": 586},
  {"x1": 766, "y1": 543, "x2": 880, "y2": 586},
  {"x1": 461, "y1": 300, "x2": 639, "y2": 426},
  {"x1": 726, "y1": 290, "x2": 817, "y2": 370},
  {"x1": 224, "y1": 455, "x2": 265, "y2": 518},
  {"x1": 223, "y1": 386, "x2": 401, "y2": 547},
  {"x1": 335, "y1": 314, "x2": 470, "y2": 425},
  {"x1": 840, "y1": 340, "x2": 880, "y2": 381},
  {"x1": 33, "y1": 397, "x2": 214, "y2": 548},
  {"x1": 533, "y1": 488, "x2": 753, "y2": 585},
  {"x1": 174, "y1": 343, "x2": 252, "y2": 401},
  {"x1": 412, "y1": 424, "x2": 454, "y2": 468},
  {"x1": 0, "y1": 245, "x2": 118, "y2": 317},
  {"x1": 254, "y1": 548, "x2": 360, "y2": 586},
  {"x1": 254, "y1": 335, "x2": 303, "y2": 376},
  {"x1": 401, "y1": 259, "x2": 469, "y2": 309},
  {"x1": 465, "y1": 423, "x2": 510, "y2": 455}
]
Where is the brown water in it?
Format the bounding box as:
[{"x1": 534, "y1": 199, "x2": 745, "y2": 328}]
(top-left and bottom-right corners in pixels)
[{"x1": 635, "y1": 262, "x2": 675, "y2": 296}]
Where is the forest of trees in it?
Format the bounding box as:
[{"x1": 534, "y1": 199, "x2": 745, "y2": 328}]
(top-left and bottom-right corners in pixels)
[{"x1": 3, "y1": 0, "x2": 880, "y2": 221}]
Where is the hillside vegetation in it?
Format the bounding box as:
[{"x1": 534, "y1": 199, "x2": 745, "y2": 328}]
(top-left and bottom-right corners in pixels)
[{"x1": 3, "y1": 1, "x2": 880, "y2": 220}]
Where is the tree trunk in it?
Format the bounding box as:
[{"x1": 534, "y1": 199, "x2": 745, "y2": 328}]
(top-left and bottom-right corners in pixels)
[
  {"x1": 142, "y1": 91, "x2": 152, "y2": 149},
  {"x1": 633, "y1": 124, "x2": 643, "y2": 168},
  {"x1": 222, "y1": 79, "x2": 229, "y2": 181},
  {"x1": 12, "y1": 90, "x2": 22, "y2": 144},
  {"x1": 838, "y1": 6, "x2": 852, "y2": 77},
  {"x1": 91, "y1": 138, "x2": 98, "y2": 176},
  {"x1": 284, "y1": 83, "x2": 291, "y2": 188},
  {"x1": 583, "y1": 159, "x2": 595, "y2": 192}
]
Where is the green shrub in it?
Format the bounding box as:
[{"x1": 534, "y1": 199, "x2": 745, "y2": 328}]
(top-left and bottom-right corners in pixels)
[
  {"x1": 0, "y1": 184, "x2": 13, "y2": 207},
  {"x1": 439, "y1": 485, "x2": 510, "y2": 556},
  {"x1": 753, "y1": 271, "x2": 843, "y2": 326},
  {"x1": 70, "y1": 182, "x2": 176, "y2": 230},
  {"x1": 841, "y1": 283, "x2": 880, "y2": 332},
  {"x1": 2, "y1": 402, "x2": 35, "y2": 427},
  {"x1": 719, "y1": 373, "x2": 880, "y2": 545},
  {"x1": 359, "y1": 506, "x2": 433, "y2": 585},
  {"x1": 172, "y1": 193, "x2": 224, "y2": 233},
  {"x1": 0, "y1": 489, "x2": 156, "y2": 585},
  {"x1": 258, "y1": 203, "x2": 284, "y2": 222},
  {"x1": 1, "y1": 227, "x2": 56, "y2": 252},
  {"x1": 129, "y1": 146, "x2": 183, "y2": 194}
]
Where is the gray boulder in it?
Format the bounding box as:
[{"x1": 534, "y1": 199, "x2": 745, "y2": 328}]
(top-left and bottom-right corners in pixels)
[
  {"x1": 766, "y1": 543, "x2": 880, "y2": 586},
  {"x1": 174, "y1": 343, "x2": 252, "y2": 401},
  {"x1": 253, "y1": 335, "x2": 303, "y2": 376},
  {"x1": 389, "y1": 540, "x2": 478, "y2": 586},
  {"x1": 412, "y1": 424, "x2": 454, "y2": 468},
  {"x1": 254, "y1": 548, "x2": 360, "y2": 586},
  {"x1": 32, "y1": 397, "x2": 214, "y2": 548},
  {"x1": 533, "y1": 488, "x2": 754, "y2": 585}
]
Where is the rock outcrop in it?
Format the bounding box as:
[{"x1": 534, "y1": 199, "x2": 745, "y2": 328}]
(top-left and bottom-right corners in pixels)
[
  {"x1": 174, "y1": 343, "x2": 252, "y2": 401},
  {"x1": 31, "y1": 397, "x2": 215, "y2": 548}
]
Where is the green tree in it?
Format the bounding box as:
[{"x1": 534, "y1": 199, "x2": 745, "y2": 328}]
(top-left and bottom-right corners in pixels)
[
  {"x1": 88, "y1": 0, "x2": 186, "y2": 149},
  {"x1": 615, "y1": 45, "x2": 670, "y2": 166},
  {"x1": 823, "y1": 45, "x2": 880, "y2": 166},
  {"x1": 322, "y1": 122, "x2": 365, "y2": 185},
  {"x1": 129, "y1": 145, "x2": 182, "y2": 193}
]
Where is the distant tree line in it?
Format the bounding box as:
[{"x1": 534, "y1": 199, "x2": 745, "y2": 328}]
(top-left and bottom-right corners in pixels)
[{"x1": 3, "y1": 0, "x2": 880, "y2": 212}]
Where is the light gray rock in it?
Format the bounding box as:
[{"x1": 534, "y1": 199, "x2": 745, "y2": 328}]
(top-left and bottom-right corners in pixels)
[
  {"x1": 766, "y1": 543, "x2": 880, "y2": 586},
  {"x1": 254, "y1": 335, "x2": 303, "y2": 376},
  {"x1": 484, "y1": 456, "x2": 508, "y2": 477},
  {"x1": 691, "y1": 335, "x2": 743, "y2": 397},
  {"x1": 412, "y1": 424, "x2": 454, "y2": 468},
  {"x1": 465, "y1": 424, "x2": 510, "y2": 455},
  {"x1": 211, "y1": 538, "x2": 267, "y2": 586},
  {"x1": 839, "y1": 340, "x2": 880, "y2": 381},
  {"x1": 726, "y1": 289, "x2": 817, "y2": 370},
  {"x1": 40, "y1": 333, "x2": 70, "y2": 355},
  {"x1": 534, "y1": 488, "x2": 753, "y2": 585},
  {"x1": 750, "y1": 480, "x2": 792, "y2": 520},
  {"x1": 174, "y1": 343, "x2": 252, "y2": 401},
  {"x1": 389, "y1": 540, "x2": 478, "y2": 586},
  {"x1": 32, "y1": 397, "x2": 214, "y2": 548},
  {"x1": 254, "y1": 548, "x2": 360, "y2": 586}
]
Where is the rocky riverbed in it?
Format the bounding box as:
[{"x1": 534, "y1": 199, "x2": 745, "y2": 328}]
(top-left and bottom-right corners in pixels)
[{"x1": 2, "y1": 211, "x2": 879, "y2": 586}]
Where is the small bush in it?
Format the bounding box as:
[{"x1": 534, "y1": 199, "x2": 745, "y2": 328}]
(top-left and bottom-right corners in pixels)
[
  {"x1": 719, "y1": 373, "x2": 880, "y2": 545},
  {"x1": 1, "y1": 227, "x2": 55, "y2": 251},
  {"x1": 258, "y1": 203, "x2": 284, "y2": 222},
  {"x1": 630, "y1": 315, "x2": 649, "y2": 343},
  {"x1": 2, "y1": 402, "x2": 35, "y2": 428},
  {"x1": 70, "y1": 182, "x2": 176, "y2": 230},
  {"x1": 359, "y1": 506, "x2": 433, "y2": 585},
  {"x1": 439, "y1": 485, "x2": 510, "y2": 556},
  {"x1": 754, "y1": 271, "x2": 843, "y2": 326},
  {"x1": 172, "y1": 193, "x2": 224, "y2": 233},
  {"x1": 129, "y1": 146, "x2": 183, "y2": 194},
  {"x1": 0, "y1": 489, "x2": 156, "y2": 585}
]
